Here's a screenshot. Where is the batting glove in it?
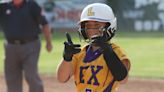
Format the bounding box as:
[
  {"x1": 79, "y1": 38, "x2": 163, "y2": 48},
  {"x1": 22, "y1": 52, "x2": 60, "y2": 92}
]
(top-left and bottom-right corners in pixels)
[{"x1": 63, "y1": 33, "x2": 81, "y2": 62}]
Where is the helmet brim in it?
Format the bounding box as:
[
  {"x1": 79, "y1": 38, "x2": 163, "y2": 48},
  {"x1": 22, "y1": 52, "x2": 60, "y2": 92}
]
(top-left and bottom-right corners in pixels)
[{"x1": 78, "y1": 17, "x2": 111, "y2": 25}]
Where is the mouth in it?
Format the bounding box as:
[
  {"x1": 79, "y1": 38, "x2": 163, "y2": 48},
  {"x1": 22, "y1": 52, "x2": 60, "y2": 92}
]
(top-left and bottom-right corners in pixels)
[
  {"x1": 91, "y1": 35, "x2": 100, "y2": 39},
  {"x1": 90, "y1": 35, "x2": 101, "y2": 43}
]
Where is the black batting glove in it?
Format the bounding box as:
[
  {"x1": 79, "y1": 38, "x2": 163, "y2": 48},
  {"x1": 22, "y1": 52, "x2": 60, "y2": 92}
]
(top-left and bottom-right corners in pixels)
[
  {"x1": 91, "y1": 28, "x2": 115, "y2": 49},
  {"x1": 63, "y1": 32, "x2": 81, "y2": 62},
  {"x1": 91, "y1": 35, "x2": 110, "y2": 50}
]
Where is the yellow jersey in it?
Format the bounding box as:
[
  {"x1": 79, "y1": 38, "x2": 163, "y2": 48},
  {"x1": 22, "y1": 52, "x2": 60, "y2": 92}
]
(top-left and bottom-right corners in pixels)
[{"x1": 71, "y1": 43, "x2": 130, "y2": 92}]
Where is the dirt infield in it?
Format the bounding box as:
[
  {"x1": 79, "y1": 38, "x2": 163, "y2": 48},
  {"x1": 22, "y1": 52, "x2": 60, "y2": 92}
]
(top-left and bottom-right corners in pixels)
[{"x1": 0, "y1": 75, "x2": 164, "y2": 92}]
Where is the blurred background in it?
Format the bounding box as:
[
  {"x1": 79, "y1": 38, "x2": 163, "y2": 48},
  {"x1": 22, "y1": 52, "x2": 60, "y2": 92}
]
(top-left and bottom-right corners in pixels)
[
  {"x1": 0, "y1": 0, "x2": 164, "y2": 92},
  {"x1": 36, "y1": 0, "x2": 164, "y2": 32}
]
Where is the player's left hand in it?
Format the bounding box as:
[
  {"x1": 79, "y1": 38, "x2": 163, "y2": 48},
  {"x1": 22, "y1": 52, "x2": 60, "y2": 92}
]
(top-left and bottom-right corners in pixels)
[
  {"x1": 91, "y1": 29, "x2": 115, "y2": 49},
  {"x1": 91, "y1": 35, "x2": 109, "y2": 49},
  {"x1": 91, "y1": 28, "x2": 115, "y2": 45}
]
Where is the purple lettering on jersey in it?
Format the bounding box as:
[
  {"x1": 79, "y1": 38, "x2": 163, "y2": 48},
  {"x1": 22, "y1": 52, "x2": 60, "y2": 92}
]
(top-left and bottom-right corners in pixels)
[
  {"x1": 79, "y1": 66, "x2": 103, "y2": 86},
  {"x1": 86, "y1": 88, "x2": 92, "y2": 92},
  {"x1": 80, "y1": 66, "x2": 89, "y2": 83},
  {"x1": 87, "y1": 66, "x2": 103, "y2": 86}
]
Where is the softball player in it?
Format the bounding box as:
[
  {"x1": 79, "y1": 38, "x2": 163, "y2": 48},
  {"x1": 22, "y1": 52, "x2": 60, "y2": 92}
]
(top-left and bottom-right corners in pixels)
[{"x1": 57, "y1": 3, "x2": 131, "y2": 92}]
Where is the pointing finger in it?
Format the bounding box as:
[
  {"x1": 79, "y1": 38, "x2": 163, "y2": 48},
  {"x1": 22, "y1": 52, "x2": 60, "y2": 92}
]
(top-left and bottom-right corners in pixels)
[{"x1": 66, "y1": 32, "x2": 73, "y2": 44}]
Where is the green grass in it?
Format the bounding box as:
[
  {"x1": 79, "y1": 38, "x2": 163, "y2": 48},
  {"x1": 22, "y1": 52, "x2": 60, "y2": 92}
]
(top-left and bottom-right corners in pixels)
[
  {"x1": 114, "y1": 31, "x2": 164, "y2": 78},
  {"x1": 0, "y1": 31, "x2": 164, "y2": 78}
]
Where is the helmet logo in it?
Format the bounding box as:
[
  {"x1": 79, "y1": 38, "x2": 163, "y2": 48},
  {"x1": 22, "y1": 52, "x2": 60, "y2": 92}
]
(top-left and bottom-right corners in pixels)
[{"x1": 87, "y1": 7, "x2": 95, "y2": 16}]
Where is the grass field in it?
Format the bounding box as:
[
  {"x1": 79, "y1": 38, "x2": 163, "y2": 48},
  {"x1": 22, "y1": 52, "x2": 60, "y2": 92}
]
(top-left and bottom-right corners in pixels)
[{"x1": 0, "y1": 31, "x2": 164, "y2": 78}]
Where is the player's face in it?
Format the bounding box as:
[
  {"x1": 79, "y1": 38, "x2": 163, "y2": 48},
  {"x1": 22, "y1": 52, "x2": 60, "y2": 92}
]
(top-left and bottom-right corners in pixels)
[{"x1": 85, "y1": 21, "x2": 106, "y2": 39}]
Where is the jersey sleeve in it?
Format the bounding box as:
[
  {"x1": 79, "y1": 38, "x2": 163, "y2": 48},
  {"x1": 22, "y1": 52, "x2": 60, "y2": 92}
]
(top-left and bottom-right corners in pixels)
[
  {"x1": 29, "y1": 1, "x2": 48, "y2": 25},
  {"x1": 111, "y1": 43, "x2": 129, "y2": 61},
  {"x1": 111, "y1": 43, "x2": 131, "y2": 70}
]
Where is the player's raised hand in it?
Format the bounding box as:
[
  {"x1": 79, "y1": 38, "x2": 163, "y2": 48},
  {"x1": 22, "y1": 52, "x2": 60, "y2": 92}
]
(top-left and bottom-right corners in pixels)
[
  {"x1": 63, "y1": 32, "x2": 81, "y2": 61},
  {"x1": 91, "y1": 34, "x2": 109, "y2": 49}
]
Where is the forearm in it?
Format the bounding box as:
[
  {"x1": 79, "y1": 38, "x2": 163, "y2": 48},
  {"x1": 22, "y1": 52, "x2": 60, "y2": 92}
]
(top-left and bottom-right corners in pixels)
[
  {"x1": 58, "y1": 32, "x2": 80, "y2": 83},
  {"x1": 103, "y1": 46, "x2": 128, "y2": 81},
  {"x1": 57, "y1": 60, "x2": 73, "y2": 83},
  {"x1": 42, "y1": 24, "x2": 52, "y2": 43},
  {"x1": 119, "y1": 59, "x2": 131, "y2": 84}
]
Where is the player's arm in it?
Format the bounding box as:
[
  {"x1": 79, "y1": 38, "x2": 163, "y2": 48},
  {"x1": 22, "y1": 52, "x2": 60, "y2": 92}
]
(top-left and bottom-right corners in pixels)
[
  {"x1": 92, "y1": 37, "x2": 128, "y2": 81},
  {"x1": 57, "y1": 60, "x2": 73, "y2": 83},
  {"x1": 103, "y1": 45, "x2": 128, "y2": 81},
  {"x1": 57, "y1": 33, "x2": 81, "y2": 83},
  {"x1": 119, "y1": 59, "x2": 131, "y2": 84}
]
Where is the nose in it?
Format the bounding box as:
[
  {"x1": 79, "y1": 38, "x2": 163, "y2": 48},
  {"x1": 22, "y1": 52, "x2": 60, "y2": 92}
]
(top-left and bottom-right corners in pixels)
[{"x1": 86, "y1": 28, "x2": 100, "y2": 38}]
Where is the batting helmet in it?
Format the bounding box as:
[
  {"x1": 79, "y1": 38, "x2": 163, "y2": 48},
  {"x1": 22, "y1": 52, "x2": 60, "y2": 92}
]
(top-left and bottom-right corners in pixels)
[{"x1": 78, "y1": 3, "x2": 117, "y2": 42}]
